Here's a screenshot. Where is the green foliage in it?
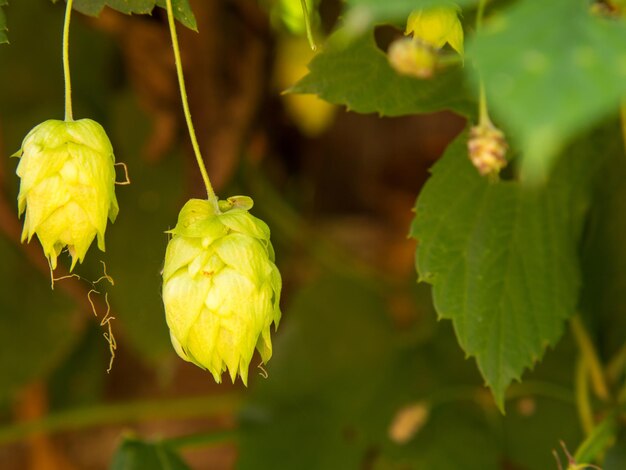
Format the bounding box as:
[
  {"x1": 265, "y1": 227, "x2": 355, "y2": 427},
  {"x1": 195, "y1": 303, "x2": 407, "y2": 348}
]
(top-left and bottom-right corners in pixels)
[
  {"x1": 292, "y1": 31, "x2": 474, "y2": 117},
  {"x1": 110, "y1": 437, "x2": 191, "y2": 470},
  {"x1": 410, "y1": 129, "x2": 610, "y2": 409},
  {"x1": 51, "y1": 0, "x2": 197, "y2": 30},
  {"x1": 469, "y1": 0, "x2": 626, "y2": 182}
]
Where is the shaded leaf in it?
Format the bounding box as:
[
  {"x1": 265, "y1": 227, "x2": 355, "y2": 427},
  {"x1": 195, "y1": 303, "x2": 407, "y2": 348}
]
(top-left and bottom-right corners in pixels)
[
  {"x1": 410, "y1": 129, "x2": 608, "y2": 409},
  {"x1": 110, "y1": 438, "x2": 191, "y2": 470},
  {"x1": 292, "y1": 30, "x2": 474, "y2": 117},
  {"x1": 468, "y1": 0, "x2": 626, "y2": 182},
  {"x1": 51, "y1": 0, "x2": 197, "y2": 30}
]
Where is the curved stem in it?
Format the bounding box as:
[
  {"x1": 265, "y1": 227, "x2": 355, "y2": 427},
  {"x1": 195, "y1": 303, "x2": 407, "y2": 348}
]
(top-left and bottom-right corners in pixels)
[
  {"x1": 476, "y1": 0, "x2": 488, "y2": 31},
  {"x1": 165, "y1": 0, "x2": 218, "y2": 207},
  {"x1": 0, "y1": 394, "x2": 242, "y2": 446},
  {"x1": 571, "y1": 315, "x2": 610, "y2": 402},
  {"x1": 576, "y1": 358, "x2": 594, "y2": 436},
  {"x1": 299, "y1": 0, "x2": 317, "y2": 51},
  {"x1": 63, "y1": 0, "x2": 74, "y2": 121}
]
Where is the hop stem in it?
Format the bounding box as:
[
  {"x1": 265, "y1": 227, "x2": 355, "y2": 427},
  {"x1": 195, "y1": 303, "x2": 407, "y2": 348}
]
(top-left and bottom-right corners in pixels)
[
  {"x1": 165, "y1": 0, "x2": 218, "y2": 208},
  {"x1": 300, "y1": 0, "x2": 317, "y2": 51},
  {"x1": 63, "y1": 0, "x2": 74, "y2": 121}
]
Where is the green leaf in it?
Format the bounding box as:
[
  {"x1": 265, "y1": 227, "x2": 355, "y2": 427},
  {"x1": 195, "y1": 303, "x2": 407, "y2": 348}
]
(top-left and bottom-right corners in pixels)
[
  {"x1": 410, "y1": 129, "x2": 607, "y2": 409},
  {"x1": 110, "y1": 438, "x2": 191, "y2": 470},
  {"x1": 0, "y1": 0, "x2": 8, "y2": 45},
  {"x1": 342, "y1": 0, "x2": 477, "y2": 30},
  {"x1": 469, "y1": 0, "x2": 626, "y2": 183},
  {"x1": 51, "y1": 0, "x2": 197, "y2": 31},
  {"x1": 0, "y1": 236, "x2": 78, "y2": 402},
  {"x1": 292, "y1": 30, "x2": 474, "y2": 117},
  {"x1": 574, "y1": 412, "x2": 618, "y2": 464}
]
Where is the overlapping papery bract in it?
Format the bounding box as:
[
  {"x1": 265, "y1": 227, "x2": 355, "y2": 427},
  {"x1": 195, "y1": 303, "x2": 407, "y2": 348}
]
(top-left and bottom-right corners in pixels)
[
  {"x1": 13, "y1": 119, "x2": 119, "y2": 270},
  {"x1": 162, "y1": 196, "x2": 282, "y2": 385}
]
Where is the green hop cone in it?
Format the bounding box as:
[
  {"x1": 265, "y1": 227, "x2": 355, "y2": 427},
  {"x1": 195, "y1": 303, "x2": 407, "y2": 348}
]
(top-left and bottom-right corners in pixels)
[
  {"x1": 13, "y1": 119, "x2": 119, "y2": 270},
  {"x1": 162, "y1": 196, "x2": 282, "y2": 385}
]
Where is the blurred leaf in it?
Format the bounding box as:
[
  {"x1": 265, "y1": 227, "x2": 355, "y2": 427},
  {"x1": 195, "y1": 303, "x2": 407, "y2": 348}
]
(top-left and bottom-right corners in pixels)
[
  {"x1": 410, "y1": 129, "x2": 608, "y2": 409},
  {"x1": 469, "y1": 0, "x2": 626, "y2": 182},
  {"x1": 342, "y1": 0, "x2": 477, "y2": 30},
  {"x1": 579, "y1": 127, "x2": 626, "y2": 356},
  {"x1": 110, "y1": 438, "x2": 191, "y2": 470},
  {"x1": 0, "y1": 0, "x2": 7, "y2": 44},
  {"x1": 51, "y1": 0, "x2": 197, "y2": 30},
  {"x1": 239, "y1": 274, "x2": 499, "y2": 469},
  {"x1": 574, "y1": 412, "x2": 618, "y2": 463},
  {"x1": 292, "y1": 30, "x2": 474, "y2": 117},
  {"x1": 0, "y1": 236, "x2": 78, "y2": 402},
  {"x1": 91, "y1": 94, "x2": 184, "y2": 361},
  {"x1": 48, "y1": 324, "x2": 107, "y2": 410}
]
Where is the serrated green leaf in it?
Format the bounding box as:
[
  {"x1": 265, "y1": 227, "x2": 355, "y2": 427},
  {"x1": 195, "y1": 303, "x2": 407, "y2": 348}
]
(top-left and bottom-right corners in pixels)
[
  {"x1": 468, "y1": 0, "x2": 626, "y2": 183},
  {"x1": 0, "y1": 0, "x2": 8, "y2": 45},
  {"x1": 410, "y1": 130, "x2": 607, "y2": 409},
  {"x1": 292, "y1": 30, "x2": 474, "y2": 117},
  {"x1": 110, "y1": 438, "x2": 191, "y2": 470},
  {"x1": 51, "y1": 0, "x2": 196, "y2": 31}
]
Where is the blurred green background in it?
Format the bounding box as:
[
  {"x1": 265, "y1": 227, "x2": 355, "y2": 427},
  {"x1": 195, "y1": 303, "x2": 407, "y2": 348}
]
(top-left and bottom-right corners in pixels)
[{"x1": 0, "y1": 1, "x2": 587, "y2": 468}]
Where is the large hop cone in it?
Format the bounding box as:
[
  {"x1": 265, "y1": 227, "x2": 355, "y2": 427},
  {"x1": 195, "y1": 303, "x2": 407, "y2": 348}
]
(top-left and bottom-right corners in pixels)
[
  {"x1": 162, "y1": 196, "x2": 282, "y2": 385},
  {"x1": 13, "y1": 119, "x2": 119, "y2": 270}
]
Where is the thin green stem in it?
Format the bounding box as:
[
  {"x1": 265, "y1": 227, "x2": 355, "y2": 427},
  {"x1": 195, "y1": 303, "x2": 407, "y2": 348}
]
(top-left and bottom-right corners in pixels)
[
  {"x1": 571, "y1": 315, "x2": 610, "y2": 402},
  {"x1": 63, "y1": 0, "x2": 74, "y2": 121},
  {"x1": 299, "y1": 0, "x2": 317, "y2": 51},
  {"x1": 165, "y1": 0, "x2": 218, "y2": 207},
  {"x1": 0, "y1": 394, "x2": 242, "y2": 446},
  {"x1": 576, "y1": 358, "x2": 594, "y2": 436},
  {"x1": 476, "y1": 0, "x2": 488, "y2": 31}
]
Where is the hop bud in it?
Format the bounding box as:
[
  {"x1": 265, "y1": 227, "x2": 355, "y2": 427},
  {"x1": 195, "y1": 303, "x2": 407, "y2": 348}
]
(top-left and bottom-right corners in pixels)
[
  {"x1": 388, "y1": 37, "x2": 437, "y2": 79},
  {"x1": 13, "y1": 119, "x2": 119, "y2": 270},
  {"x1": 406, "y1": 6, "x2": 464, "y2": 56},
  {"x1": 468, "y1": 123, "x2": 508, "y2": 176},
  {"x1": 162, "y1": 196, "x2": 282, "y2": 385}
]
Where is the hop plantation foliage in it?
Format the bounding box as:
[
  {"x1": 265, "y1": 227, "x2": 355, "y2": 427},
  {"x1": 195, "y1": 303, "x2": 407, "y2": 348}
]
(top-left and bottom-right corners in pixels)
[{"x1": 1, "y1": 0, "x2": 626, "y2": 469}]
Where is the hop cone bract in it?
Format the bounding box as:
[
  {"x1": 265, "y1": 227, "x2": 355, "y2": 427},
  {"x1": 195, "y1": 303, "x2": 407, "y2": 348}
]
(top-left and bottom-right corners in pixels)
[
  {"x1": 162, "y1": 196, "x2": 282, "y2": 385},
  {"x1": 13, "y1": 119, "x2": 119, "y2": 270}
]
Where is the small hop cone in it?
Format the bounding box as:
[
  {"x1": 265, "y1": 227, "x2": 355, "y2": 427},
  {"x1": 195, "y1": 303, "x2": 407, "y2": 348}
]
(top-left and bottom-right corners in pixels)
[
  {"x1": 388, "y1": 37, "x2": 437, "y2": 79},
  {"x1": 468, "y1": 123, "x2": 508, "y2": 177},
  {"x1": 162, "y1": 196, "x2": 282, "y2": 385},
  {"x1": 13, "y1": 119, "x2": 119, "y2": 270},
  {"x1": 406, "y1": 6, "x2": 464, "y2": 56}
]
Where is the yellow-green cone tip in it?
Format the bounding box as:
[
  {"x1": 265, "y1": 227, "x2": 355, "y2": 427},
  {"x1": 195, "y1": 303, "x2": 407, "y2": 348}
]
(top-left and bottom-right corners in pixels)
[
  {"x1": 13, "y1": 119, "x2": 119, "y2": 270},
  {"x1": 162, "y1": 197, "x2": 282, "y2": 385}
]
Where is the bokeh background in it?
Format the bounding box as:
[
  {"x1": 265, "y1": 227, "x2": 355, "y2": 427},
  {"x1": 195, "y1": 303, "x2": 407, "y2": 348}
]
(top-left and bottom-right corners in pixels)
[{"x1": 0, "y1": 1, "x2": 584, "y2": 469}]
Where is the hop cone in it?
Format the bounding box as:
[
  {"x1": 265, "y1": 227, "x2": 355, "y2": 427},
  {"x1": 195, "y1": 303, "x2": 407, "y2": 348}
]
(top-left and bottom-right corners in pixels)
[
  {"x1": 162, "y1": 196, "x2": 282, "y2": 385},
  {"x1": 13, "y1": 119, "x2": 119, "y2": 270}
]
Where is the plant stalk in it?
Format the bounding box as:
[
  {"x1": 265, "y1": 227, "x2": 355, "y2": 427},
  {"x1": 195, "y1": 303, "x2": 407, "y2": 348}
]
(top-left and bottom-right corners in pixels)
[
  {"x1": 165, "y1": 0, "x2": 218, "y2": 207},
  {"x1": 63, "y1": 0, "x2": 74, "y2": 121}
]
